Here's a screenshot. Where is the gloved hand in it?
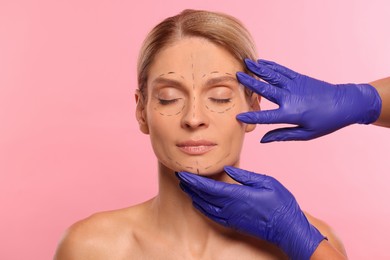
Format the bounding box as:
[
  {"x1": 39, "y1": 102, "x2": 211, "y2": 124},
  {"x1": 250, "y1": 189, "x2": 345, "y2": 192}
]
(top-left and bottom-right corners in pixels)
[
  {"x1": 236, "y1": 59, "x2": 382, "y2": 143},
  {"x1": 177, "y1": 166, "x2": 326, "y2": 260}
]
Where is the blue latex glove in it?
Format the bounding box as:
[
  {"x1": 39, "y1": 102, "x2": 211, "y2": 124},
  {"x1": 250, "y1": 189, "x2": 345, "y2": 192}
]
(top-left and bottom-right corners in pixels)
[
  {"x1": 177, "y1": 166, "x2": 326, "y2": 260},
  {"x1": 236, "y1": 59, "x2": 382, "y2": 143}
]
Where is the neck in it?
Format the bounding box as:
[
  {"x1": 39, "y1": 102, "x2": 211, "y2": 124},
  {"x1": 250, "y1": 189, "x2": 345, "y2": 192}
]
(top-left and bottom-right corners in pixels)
[{"x1": 150, "y1": 162, "x2": 236, "y2": 248}]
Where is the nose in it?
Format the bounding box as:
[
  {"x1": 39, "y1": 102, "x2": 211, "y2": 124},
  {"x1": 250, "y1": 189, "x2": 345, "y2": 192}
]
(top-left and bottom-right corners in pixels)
[{"x1": 181, "y1": 97, "x2": 209, "y2": 130}]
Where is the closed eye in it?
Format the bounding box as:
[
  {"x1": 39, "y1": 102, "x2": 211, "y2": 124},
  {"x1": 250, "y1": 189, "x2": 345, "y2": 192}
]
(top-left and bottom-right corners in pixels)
[
  {"x1": 158, "y1": 98, "x2": 182, "y2": 105},
  {"x1": 208, "y1": 98, "x2": 232, "y2": 104}
]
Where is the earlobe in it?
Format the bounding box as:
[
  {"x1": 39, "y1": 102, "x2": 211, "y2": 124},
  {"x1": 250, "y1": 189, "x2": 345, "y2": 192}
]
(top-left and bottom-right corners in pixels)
[{"x1": 135, "y1": 90, "x2": 150, "y2": 135}]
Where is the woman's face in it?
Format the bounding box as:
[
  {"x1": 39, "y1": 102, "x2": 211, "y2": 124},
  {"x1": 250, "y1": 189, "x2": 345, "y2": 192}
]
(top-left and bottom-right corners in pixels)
[{"x1": 136, "y1": 37, "x2": 257, "y2": 175}]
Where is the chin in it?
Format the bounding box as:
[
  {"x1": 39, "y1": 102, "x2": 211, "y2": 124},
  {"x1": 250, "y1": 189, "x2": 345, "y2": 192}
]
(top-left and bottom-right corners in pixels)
[{"x1": 158, "y1": 151, "x2": 239, "y2": 177}]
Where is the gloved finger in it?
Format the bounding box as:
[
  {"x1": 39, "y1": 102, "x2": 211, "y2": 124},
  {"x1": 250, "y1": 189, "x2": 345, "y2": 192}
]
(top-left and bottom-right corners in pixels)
[
  {"x1": 177, "y1": 171, "x2": 236, "y2": 198},
  {"x1": 236, "y1": 72, "x2": 285, "y2": 104},
  {"x1": 257, "y1": 59, "x2": 298, "y2": 80},
  {"x1": 180, "y1": 182, "x2": 224, "y2": 215},
  {"x1": 224, "y1": 166, "x2": 270, "y2": 189},
  {"x1": 261, "y1": 127, "x2": 318, "y2": 143},
  {"x1": 244, "y1": 59, "x2": 290, "y2": 88},
  {"x1": 236, "y1": 109, "x2": 292, "y2": 125},
  {"x1": 184, "y1": 183, "x2": 238, "y2": 227},
  {"x1": 192, "y1": 201, "x2": 228, "y2": 226},
  {"x1": 179, "y1": 181, "x2": 227, "y2": 208},
  {"x1": 179, "y1": 181, "x2": 204, "y2": 203}
]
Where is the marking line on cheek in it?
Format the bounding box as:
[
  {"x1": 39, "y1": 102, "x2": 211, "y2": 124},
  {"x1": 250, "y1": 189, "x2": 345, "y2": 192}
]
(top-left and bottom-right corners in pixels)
[
  {"x1": 205, "y1": 103, "x2": 236, "y2": 114},
  {"x1": 153, "y1": 100, "x2": 185, "y2": 117}
]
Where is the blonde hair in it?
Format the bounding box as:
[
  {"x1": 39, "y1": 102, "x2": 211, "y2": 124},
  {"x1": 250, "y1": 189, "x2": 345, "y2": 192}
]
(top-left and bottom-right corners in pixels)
[{"x1": 137, "y1": 9, "x2": 258, "y2": 97}]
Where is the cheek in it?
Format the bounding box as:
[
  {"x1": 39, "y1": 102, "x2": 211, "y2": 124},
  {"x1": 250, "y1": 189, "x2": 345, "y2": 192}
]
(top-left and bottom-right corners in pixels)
[
  {"x1": 146, "y1": 114, "x2": 178, "y2": 165},
  {"x1": 147, "y1": 111, "x2": 176, "y2": 140},
  {"x1": 214, "y1": 101, "x2": 249, "y2": 145},
  {"x1": 211, "y1": 108, "x2": 247, "y2": 138}
]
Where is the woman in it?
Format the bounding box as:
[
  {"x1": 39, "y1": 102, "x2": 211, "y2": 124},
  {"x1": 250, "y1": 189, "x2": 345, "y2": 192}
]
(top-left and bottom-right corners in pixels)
[{"x1": 54, "y1": 9, "x2": 346, "y2": 259}]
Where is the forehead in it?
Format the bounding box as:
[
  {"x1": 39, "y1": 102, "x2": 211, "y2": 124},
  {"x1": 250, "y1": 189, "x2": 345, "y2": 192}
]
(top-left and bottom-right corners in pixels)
[{"x1": 148, "y1": 37, "x2": 243, "y2": 79}]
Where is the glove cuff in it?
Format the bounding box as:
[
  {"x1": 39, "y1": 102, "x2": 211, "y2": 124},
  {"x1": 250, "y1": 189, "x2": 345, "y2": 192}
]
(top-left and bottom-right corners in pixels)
[
  {"x1": 277, "y1": 211, "x2": 327, "y2": 260},
  {"x1": 355, "y1": 83, "x2": 382, "y2": 124}
]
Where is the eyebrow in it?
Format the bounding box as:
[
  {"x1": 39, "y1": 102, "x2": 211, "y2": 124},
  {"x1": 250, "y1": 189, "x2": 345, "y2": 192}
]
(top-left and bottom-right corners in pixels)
[
  {"x1": 151, "y1": 77, "x2": 184, "y2": 88},
  {"x1": 205, "y1": 75, "x2": 238, "y2": 86},
  {"x1": 151, "y1": 75, "x2": 238, "y2": 88}
]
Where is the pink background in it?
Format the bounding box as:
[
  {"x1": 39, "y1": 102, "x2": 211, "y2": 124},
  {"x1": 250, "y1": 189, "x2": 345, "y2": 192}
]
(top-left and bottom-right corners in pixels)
[{"x1": 1, "y1": 0, "x2": 389, "y2": 259}]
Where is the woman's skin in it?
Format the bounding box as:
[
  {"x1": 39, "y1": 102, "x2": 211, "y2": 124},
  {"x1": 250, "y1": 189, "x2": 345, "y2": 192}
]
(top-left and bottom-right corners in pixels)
[
  {"x1": 54, "y1": 37, "x2": 346, "y2": 259},
  {"x1": 371, "y1": 77, "x2": 390, "y2": 127}
]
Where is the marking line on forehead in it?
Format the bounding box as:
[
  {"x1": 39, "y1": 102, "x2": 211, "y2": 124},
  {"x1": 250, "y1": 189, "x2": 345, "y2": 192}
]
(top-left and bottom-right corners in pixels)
[
  {"x1": 202, "y1": 71, "x2": 233, "y2": 78},
  {"x1": 157, "y1": 72, "x2": 185, "y2": 80}
]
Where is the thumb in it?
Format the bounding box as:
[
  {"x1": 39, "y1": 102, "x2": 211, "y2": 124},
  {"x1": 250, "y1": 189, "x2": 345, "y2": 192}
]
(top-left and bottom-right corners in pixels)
[
  {"x1": 224, "y1": 166, "x2": 268, "y2": 188},
  {"x1": 261, "y1": 127, "x2": 318, "y2": 143}
]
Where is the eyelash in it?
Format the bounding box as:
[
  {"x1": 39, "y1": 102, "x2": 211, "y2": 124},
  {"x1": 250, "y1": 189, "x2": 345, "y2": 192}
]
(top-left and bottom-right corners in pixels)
[
  {"x1": 209, "y1": 98, "x2": 232, "y2": 104},
  {"x1": 158, "y1": 98, "x2": 181, "y2": 105},
  {"x1": 158, "y1": 98, "x2": 231, "y2": 105}
]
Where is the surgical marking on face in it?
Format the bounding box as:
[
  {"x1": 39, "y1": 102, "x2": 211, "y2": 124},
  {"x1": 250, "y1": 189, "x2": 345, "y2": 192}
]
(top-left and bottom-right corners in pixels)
[
  {"x1": 156, "y1": 66, "x2": 237, "y2": 118},
  {"x1": 162, "y1": 146, "x2": 231, "y2": 176},
  {"x1": 205, "y1": 103, "x2": 236, "y2": 114},
  {"x1": 202, "y1": 71, "x2": 237, "y2": 114},
  {"x1": 175, "y1": 161, "x2": 182, "y2": 167},
  {"x1": 158, "y1": 72, "x2": 185, "y2": 79},
  {"x1": 165, "y1": 151, "x2": 231, "y2": 175},
  {"x1": 154, "y1": 105, "x2": 185, "y2": 116},
  {"x1": 204, "y1": 152, "x2": 231, "y2": 170},
  {"x1": 191, "y1": 54, "x2": 196, "y2": 119},
  {"x1": 153, "y1": 71, "x2": 187, "y2": 117}
]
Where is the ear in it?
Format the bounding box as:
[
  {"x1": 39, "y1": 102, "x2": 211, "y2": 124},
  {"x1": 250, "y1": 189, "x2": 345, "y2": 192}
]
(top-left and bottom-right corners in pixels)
[
  {"x1": 245, "y1": 93, "x2": 261, "y2": 133},
  {"x1": 135, "y1": 89, "x2": 150, "y2": 134}
]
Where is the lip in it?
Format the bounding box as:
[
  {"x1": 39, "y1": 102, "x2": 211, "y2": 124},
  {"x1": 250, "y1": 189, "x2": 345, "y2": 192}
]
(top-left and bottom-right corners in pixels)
[{"x1": 176, "y1": 140, "x2": 217, "y2": 155}]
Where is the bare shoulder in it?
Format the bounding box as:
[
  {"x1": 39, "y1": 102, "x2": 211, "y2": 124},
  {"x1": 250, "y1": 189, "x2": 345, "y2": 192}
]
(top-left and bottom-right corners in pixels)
[
  {"x1": 304, "y1": 211, "x2": 347, "y2": 256},
  {"x1": 54, "y1": 201, "x2": 151, "y2": 260}
]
